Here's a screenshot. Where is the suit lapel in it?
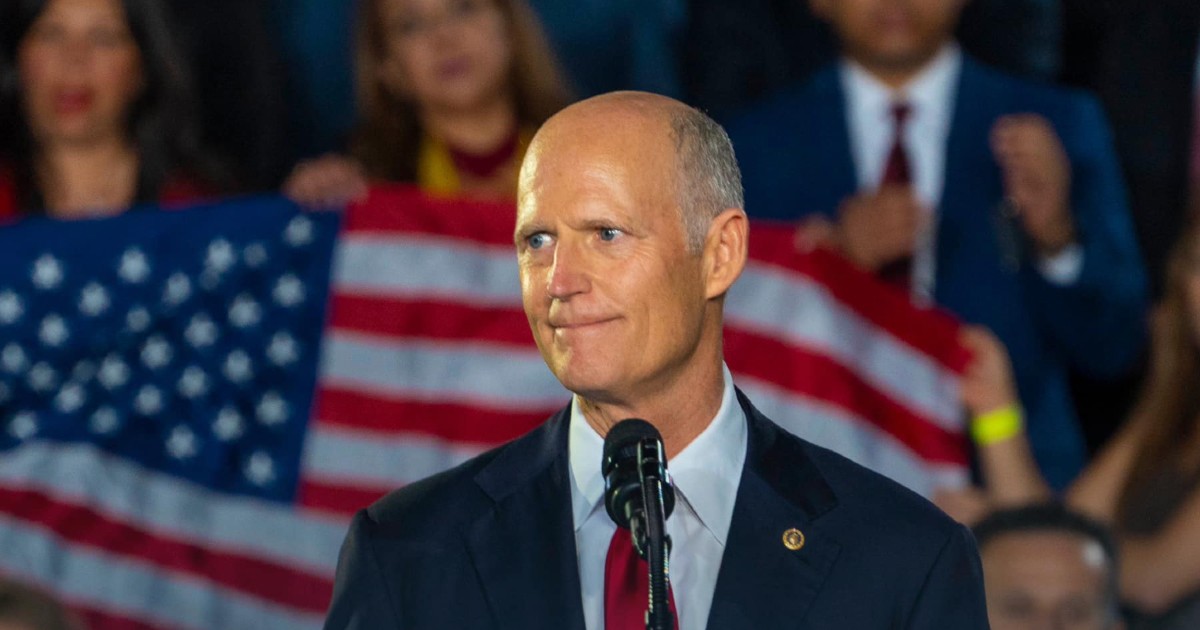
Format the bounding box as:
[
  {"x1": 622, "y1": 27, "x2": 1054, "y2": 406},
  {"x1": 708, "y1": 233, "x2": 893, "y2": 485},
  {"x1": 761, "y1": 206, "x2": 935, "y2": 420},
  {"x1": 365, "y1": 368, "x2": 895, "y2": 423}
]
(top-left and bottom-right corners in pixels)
[
  {"x1": 707, "y1": 392, "x2": 842, "y2": 629},
  {"x1": 808, "y1": 67, "x2": 860, "y2": 215},
  {"x1": 466, "y1": 409, "x2": 587, "y2": 630}
]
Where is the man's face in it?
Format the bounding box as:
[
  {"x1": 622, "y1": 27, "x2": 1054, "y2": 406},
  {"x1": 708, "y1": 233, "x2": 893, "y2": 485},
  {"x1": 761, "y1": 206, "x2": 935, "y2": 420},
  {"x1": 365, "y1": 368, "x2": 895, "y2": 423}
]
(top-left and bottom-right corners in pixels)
[
  {"x1": 810, "y1": 0, "x2": 964, "y2": 72},
  {"x1": 982, "y1": 531, "x2": 1121, "y2": 630},
  {"x1": 515, "y1": 113, "x2": 710, "y2": 404}
]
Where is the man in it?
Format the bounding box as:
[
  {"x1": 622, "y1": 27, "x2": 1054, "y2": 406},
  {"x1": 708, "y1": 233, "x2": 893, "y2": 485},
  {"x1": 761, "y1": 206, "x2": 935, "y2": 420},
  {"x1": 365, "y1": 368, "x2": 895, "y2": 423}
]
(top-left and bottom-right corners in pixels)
[
  {"x1": 323, "y1": 92, "x2": 988, "y2": 628},
  {"x1": 974, "y1": 504, "x2": 1123, "y2": 630},
  {"x1": 726, "y1": 0, "x2": 1147, "y2": 489}
]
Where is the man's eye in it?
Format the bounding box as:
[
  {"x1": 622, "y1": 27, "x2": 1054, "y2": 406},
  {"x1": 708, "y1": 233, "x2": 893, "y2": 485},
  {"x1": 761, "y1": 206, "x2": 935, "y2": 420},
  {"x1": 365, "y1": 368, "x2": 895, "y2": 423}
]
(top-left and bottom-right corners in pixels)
[
  {"x1": 599, "y1": 228, "x2": 622, "y2": 242},
  {"x1": 528, "y1": 233, "x2": 552, "y2": 250}
]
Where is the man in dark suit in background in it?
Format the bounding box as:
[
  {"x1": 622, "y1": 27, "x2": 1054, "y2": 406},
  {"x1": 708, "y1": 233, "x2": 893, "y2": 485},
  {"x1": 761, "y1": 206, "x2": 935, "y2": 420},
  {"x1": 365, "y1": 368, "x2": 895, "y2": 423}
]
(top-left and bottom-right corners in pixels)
[
  {"x1": 323, "y1": 91, "x2": 988, "y2": 628},
  {"x1": 726, "y1": 0, "x2": 1148, "y2": 491}
]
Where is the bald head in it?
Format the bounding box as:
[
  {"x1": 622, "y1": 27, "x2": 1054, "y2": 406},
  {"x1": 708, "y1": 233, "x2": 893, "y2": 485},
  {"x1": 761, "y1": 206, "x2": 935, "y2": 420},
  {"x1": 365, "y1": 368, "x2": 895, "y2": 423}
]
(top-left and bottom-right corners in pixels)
[{"x1": 520, "y1": 92, "x2": 743, "y2": 252}]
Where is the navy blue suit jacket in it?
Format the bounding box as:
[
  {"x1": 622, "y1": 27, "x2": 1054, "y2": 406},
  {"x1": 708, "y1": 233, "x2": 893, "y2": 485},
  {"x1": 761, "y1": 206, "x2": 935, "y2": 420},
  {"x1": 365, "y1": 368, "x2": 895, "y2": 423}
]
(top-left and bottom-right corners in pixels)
[
  {"x1": 726, "y1": 57, "x2": 1148, "y2": 488},
  {"x1": 323, "y1": 391, "x2": 988, "y2": 629}
]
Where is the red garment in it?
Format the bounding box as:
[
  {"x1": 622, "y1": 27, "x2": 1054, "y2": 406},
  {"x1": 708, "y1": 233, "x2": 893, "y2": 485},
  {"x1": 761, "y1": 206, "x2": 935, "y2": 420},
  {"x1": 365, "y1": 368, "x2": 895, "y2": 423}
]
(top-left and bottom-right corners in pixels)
[
  {"x1": 0, "y1": 166, "x2": 214, "y2": 223},
  {"x1": 604, "y1": 527, "x2": 678, "y2": 630}
]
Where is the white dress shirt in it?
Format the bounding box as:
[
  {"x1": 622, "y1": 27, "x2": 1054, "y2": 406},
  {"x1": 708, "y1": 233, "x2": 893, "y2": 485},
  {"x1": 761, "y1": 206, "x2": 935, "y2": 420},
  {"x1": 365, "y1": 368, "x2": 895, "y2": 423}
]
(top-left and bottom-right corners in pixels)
[
  {"x1": 840, "y1": 44, "x2": 1082, "y2": 297},
  {"x1": 568, "y1": 365, "x2": 747, "y2": 630}
]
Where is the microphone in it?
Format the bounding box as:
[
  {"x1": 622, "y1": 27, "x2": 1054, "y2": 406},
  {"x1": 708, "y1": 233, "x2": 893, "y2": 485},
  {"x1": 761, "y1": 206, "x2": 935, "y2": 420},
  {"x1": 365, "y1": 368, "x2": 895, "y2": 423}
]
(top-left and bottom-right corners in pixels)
[
  {"x1": 602, "y1": 418, "x2": 675, "y2": 535},
  {"x1": 602, "y1": 418, "x2": 675, "y2": 630}
]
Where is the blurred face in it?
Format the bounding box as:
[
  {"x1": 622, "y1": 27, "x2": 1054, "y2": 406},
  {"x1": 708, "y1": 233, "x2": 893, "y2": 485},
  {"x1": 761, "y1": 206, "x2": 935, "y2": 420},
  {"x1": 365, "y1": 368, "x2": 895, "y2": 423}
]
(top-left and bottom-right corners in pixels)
[
  {"x1": 17, "y1": 0, "x2": 143, "y2": 147},
  {"x1": 377, "y1": 0, "x2": 513, "y2": 115},
  {"x1": 982, "y1": 532, "x2": 1120, "y2": 630},
  {"x1": 810, "y1": 0, "x2": 964, "y2": 74},
  {"x1": 515, "y1": 112, "x2": 711, "y2": 403}
]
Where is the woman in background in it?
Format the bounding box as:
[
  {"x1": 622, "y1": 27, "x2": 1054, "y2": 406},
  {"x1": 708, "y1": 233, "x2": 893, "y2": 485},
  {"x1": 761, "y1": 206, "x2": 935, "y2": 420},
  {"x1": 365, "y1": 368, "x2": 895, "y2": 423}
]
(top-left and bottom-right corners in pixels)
[
  {"x1": 284, "y1": 0, "x2": 571, "y2": 205},
  {"x1": 0, "y1": 0, "x2": 224, "y2": 220},
  {"x1": 943, "y1": 222, "x2": 1200, "y2": 628}
]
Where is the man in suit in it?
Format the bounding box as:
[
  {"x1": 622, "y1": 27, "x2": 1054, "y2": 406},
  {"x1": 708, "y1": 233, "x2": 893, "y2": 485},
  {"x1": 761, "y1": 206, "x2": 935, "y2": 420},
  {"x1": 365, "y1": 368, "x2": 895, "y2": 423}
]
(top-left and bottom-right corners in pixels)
[
  {"x1": 323, "y1": 92, "x2": 989, "y2": 628},
  {"x1": 726, "y1": 0, "x2": 1148, "y2": 490}
]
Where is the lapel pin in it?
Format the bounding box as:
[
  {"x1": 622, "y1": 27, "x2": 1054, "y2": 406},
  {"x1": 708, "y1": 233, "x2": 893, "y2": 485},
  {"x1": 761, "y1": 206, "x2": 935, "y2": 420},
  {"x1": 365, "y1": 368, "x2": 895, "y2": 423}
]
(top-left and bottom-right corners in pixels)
[{"x1": 782, "y1": 528, "x2": 805, "y2": 551}]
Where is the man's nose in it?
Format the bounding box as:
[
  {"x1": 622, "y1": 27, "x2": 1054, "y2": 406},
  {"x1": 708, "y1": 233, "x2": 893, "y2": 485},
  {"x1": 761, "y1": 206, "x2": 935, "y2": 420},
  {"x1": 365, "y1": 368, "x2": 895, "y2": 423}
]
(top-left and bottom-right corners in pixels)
[{"x1": 546, "y1": 241, "x2": 589, "y2": 300}]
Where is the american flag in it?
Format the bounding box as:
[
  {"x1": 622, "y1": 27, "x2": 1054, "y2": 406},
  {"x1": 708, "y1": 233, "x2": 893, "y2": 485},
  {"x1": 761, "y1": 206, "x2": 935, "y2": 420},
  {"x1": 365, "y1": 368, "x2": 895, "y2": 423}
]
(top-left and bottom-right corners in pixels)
[{"x1": 0, "y1": 187, "x2": 969, "y2": 629}]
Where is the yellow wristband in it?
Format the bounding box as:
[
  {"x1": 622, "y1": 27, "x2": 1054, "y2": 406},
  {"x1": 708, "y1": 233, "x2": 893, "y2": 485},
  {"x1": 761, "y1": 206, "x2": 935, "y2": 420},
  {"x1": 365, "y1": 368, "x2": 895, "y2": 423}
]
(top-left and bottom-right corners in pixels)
[{"x1": 971, "y1": 406, "x2": 1023, "y2": 446}]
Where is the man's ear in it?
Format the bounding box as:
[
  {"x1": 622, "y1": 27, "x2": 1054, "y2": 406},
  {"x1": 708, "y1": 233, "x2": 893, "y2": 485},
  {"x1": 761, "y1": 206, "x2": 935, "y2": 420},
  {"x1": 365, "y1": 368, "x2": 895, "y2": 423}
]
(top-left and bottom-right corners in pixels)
[{"x1": 702, "y1": 208, "x2": 749, "y2": 300}]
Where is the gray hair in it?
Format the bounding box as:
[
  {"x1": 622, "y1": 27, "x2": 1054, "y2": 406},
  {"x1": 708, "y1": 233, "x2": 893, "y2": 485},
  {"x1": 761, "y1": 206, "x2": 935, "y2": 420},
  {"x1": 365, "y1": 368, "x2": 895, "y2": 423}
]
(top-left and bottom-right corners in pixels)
[{"x1": 668, "y1": 106, "x2": 744, "y2": 253}]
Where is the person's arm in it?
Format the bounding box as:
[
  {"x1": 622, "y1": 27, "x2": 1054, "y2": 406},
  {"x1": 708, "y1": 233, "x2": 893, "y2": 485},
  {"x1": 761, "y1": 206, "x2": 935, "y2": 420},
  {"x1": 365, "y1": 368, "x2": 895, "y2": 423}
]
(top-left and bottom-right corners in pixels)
[
  {"x1": 282, "y1": 154, "x2": 370, "y2": 209},
  {"x1": 1064, "y1": 410, "x2": 1147, "y2": 522},
  {"x1": 1118, "y1": 486, "x2": 1200, "y2": 614},
  {"x1": 963, "y1": 327, "x2": 1051, "y2": 503},
  {"x1": 999, "y1": 97, "x2": 1148, "y2": 378},
  {"x1": 323, "y1": 510, "x2": 403, "y2": 629},
  {"x1": 902, "y1": 525, "x2": 990, "y2": 629}
]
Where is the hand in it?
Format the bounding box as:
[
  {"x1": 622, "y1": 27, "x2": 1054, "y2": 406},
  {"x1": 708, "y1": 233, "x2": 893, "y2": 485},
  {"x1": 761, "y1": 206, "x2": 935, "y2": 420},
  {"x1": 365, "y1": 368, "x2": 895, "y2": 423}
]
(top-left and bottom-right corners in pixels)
[
  {"x1": 794, "y1": 215, "x2": 838, "y2": 252},
  {"x1": 991, "y1": 115, "x2": 1076, "y2": 255},
  {"x1": 833, "y1": 185, "x2": 922, "y2": 271},
  {"x1": 282, "y1": 154, "x2": 370, "y2": 208},
  {"x1": 959, "y1": 326, "x2": 1019, "y2": 417},
  {"x1": 933, "y1": 486, "x2": 992, "y2": 526}
]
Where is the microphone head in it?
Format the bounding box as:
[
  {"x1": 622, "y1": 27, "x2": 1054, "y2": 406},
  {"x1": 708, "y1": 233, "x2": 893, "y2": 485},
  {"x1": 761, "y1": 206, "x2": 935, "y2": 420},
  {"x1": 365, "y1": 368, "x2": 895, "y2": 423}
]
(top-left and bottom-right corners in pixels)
[{"x1": 602, "y1": 418, "x2": 675, "y2": 529}]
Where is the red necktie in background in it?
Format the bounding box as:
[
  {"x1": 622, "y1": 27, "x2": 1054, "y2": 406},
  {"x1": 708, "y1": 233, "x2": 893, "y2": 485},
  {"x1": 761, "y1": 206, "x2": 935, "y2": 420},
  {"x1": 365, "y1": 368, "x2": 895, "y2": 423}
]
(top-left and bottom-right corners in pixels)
[
  {"x1": 878, "y1": 101, "x2": 914, "y2": 291},
  {"x1": 604, "y1": 527, "x2": 679, "y2": 630}
]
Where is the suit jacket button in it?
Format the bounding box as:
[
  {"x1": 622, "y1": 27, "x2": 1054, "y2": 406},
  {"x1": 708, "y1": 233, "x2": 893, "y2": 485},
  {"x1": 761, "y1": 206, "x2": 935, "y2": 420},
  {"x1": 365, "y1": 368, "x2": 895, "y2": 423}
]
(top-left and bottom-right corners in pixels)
[{"x1": 782, "y1": 528, "x2": 805, "y2": 551}]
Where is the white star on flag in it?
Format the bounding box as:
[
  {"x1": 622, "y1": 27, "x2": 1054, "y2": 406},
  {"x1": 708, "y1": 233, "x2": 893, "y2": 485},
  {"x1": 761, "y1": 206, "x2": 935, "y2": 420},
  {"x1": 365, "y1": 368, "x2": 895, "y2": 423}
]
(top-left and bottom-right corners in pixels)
[
  {"x1": 213, "y1": 407, "x2": 245, "y2": 442},
  {"x1": 32, "y1": 254, "x2": 64, "y2": 290},
  {"x1": 98, "y1": 354, "x2": 130, "y2": 390},
  {"x1": 79, "y1": 282, "x2": 111, "y2": 316},
  {"x1": 166, "y1": 425, "x2": 199, "y2": 460},
  {"x1": 39, "y1": 314, "x2": 69, "y2": 347},
  {"x1": 0, "y1": 291, "x2": 23, "y2": 324},
  {"x1": 118, "y1": 248, "x2": 151, "y2": 284},
  {"x1": 2, "y1": 344, "x2": 28, "y2": 374}
]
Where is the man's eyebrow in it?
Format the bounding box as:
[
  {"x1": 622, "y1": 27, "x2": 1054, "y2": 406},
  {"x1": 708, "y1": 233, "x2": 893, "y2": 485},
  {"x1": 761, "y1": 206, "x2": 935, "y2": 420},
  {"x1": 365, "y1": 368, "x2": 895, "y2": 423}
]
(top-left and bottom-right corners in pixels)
[{"x1": 513, "y1": 221, "x2": 548, "y2": 243}]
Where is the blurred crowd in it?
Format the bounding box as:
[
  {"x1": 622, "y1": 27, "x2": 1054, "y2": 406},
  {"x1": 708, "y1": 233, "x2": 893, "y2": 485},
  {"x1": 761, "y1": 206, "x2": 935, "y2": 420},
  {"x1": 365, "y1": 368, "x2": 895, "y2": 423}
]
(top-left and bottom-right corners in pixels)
[{"x1": 0, "y1": 0, "x2": 1198, "y2": 628}]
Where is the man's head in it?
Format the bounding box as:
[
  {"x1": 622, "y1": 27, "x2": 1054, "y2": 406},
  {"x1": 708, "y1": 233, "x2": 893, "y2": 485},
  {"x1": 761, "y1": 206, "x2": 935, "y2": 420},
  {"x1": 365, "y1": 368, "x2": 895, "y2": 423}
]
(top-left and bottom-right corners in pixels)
[
  {"x1": 974, "y1": 504, "x2": 1124, "y2": 630},
  {"x1": 515, "y1": 91, "x2": 747, "y2": 406},
  {"x1": 809, "y1": 0, "x2": 965, "y2": 77}
]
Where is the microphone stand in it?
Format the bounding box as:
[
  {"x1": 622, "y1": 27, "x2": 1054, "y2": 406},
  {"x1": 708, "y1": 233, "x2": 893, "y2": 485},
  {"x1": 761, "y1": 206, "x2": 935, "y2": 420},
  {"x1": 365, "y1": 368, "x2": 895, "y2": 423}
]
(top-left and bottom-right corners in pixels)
[{"x1": 634, "y1": 440, "x2": 673, "y2": 630}]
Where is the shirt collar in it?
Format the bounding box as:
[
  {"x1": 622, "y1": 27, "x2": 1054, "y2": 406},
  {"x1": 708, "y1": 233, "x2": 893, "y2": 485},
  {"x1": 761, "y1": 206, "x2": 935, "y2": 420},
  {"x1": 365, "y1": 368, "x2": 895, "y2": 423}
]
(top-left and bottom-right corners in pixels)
[
  {"x1": 840, "y1": 43, "x2": 962, "y2": 132},
  {"x1": 568, "y1": 365, "x2": 748, "y2": 545}
]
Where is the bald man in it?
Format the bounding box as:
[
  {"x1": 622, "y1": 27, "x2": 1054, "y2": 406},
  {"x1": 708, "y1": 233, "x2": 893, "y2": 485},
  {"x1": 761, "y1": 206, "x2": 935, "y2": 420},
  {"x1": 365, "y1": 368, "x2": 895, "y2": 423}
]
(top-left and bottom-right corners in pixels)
[{"x1": 322, "y1": 92, "x2": 988, "y2": 629}]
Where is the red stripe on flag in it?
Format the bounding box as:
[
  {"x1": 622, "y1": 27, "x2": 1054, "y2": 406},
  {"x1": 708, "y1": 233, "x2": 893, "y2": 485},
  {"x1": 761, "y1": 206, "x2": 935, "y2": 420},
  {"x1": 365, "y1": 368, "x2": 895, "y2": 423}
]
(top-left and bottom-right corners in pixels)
[
  {"x1": 315, "y1": 386, "x2": 552, "y2": 445},
  {"x1": 298, "y1": 480, "x2": 392, "y2": 517},
  {"x1": 328, "y1": 294, "x2": 533, "y2": 348},
  {"x1": 745, "y1": 227, "x2": 970, "y2": 373},
  {"x1": 0, "y1": 487, "x2": 332, "y2": 613},
  {"x1": 725, "y1": 329, "x2": 968, "y2": 465},
  {"x1": 71, "y1": 603, "x2": 168, "y2": 630},
  {"x1": 345, "y1": 186, "x2": 517, "y2": 245}
]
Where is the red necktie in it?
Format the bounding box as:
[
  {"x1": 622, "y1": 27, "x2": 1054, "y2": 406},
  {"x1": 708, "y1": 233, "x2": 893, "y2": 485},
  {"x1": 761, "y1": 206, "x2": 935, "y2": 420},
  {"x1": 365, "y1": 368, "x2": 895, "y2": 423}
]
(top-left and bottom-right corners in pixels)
[
  {"x1": 604, "y1": 527, "x2": 679, "y2": 630},
  {"x1": 878, "y1": 101, "x2": 914, "y2": 291}
]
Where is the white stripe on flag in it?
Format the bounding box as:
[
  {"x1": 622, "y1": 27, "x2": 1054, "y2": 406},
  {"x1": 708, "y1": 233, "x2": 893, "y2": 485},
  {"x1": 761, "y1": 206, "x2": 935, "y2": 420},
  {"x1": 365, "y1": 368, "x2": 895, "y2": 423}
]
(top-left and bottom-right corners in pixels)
[
  {"x1": 0, "y1": 515, "x2": 324, "y2": 630},
  {"x1": 729, "y1": 262, "x2": 963, "y2": 432},
  {"x1": 303, "y1": 424, "x2": 486, "y2": 489},
  {"x1": 334, "y1": 235, "x2": 520, "y2": 305},
  {"x1": 320, "y1": 329, "x2": 568, "y2": 410},
  {"x1": 0, "y1": 441, "x2": 345, "y2": 574},
  {"x1": 737, "y1": 377, "x2": 967, "y2": 498}
]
